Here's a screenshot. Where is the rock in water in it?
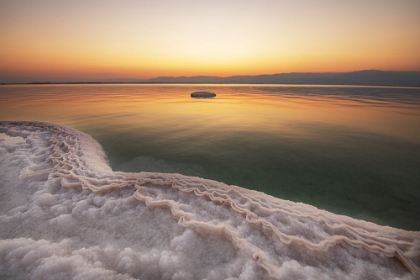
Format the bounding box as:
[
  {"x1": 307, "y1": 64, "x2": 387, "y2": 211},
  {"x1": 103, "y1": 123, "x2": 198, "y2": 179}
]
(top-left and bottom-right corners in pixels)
[{"x1": 191, "y1": 91, "x2": 216, "y2": 98}]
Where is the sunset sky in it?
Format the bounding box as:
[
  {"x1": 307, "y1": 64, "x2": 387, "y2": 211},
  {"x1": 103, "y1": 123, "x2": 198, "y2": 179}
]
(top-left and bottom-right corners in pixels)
[{"x1": 1, "y1": 0, "x2": 419, "y2": 83}]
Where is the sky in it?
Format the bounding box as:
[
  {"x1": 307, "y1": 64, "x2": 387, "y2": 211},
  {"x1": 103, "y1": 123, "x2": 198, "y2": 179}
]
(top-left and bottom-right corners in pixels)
[{"x1": 0, "y1": 0, "x2": 419, "y2": 83}]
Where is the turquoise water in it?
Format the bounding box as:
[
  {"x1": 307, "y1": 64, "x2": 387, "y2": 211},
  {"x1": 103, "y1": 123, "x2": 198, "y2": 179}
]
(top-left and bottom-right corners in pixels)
[{"x1": 1, "y1": 84, "x2": 420, "y2": 230}]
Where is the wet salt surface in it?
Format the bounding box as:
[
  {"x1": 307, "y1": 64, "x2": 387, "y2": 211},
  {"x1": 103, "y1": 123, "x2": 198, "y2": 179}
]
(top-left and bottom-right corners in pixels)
[{"x1": 0, "y1": 121, "x2": 419, "y2": 279}]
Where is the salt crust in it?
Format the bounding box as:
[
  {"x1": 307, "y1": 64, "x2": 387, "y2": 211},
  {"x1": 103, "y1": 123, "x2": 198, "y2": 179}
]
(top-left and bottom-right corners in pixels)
[
  {"x1": 0, "y1": 121, "x2": 419, "y2": 279},
  {"x1": 191, "y1": 91, "x2": 216, "y2": 98}
]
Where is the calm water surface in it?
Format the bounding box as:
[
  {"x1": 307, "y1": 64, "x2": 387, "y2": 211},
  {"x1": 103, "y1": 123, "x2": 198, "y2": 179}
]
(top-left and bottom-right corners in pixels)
[{"x1": 1, "y1": 84, "x2": 420, "y2": 230}]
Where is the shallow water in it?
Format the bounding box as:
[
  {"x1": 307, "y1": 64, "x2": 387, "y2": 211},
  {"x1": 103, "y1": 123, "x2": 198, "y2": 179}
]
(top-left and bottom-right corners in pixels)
[{"x1": 1, "y1": 84, "x2": 420, "y2": 230}]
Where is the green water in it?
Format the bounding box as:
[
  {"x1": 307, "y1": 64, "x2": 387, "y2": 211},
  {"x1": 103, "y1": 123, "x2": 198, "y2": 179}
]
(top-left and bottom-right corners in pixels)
[{"x1": 1, "y1": 84, "x2": 420, "y2": 230}]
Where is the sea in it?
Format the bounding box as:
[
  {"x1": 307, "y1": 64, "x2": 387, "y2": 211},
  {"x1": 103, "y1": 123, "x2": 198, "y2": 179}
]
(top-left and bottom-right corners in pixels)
[{"x1": 1, "y1": 83, "x2": 420, "y2": 230}]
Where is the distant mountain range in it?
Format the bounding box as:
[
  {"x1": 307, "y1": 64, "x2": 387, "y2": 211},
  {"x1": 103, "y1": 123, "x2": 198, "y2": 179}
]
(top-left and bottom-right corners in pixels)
[
  {"x1": 97, "y1": 70, "x2": 420, "y2": 87},
  {"x1": 9, "y1": 70, "x2": 418, "y2": 87}
]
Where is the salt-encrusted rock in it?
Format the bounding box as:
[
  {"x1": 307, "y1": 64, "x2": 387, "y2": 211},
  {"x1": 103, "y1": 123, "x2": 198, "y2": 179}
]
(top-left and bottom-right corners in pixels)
[{"x1": 191, "y1": 91, "x2": 216, "y2": 98}]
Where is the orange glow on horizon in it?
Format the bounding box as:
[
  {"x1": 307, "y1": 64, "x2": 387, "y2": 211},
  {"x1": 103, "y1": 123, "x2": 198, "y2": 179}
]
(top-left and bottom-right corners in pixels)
[{"x1": 1, "y1": 0, "x2": 419, "y2": 82}]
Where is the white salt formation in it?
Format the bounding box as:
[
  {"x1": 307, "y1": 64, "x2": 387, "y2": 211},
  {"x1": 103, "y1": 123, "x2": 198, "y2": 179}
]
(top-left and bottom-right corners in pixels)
[
  {"x1": 0, "y1": 121, "x2": 419, "y2": 280},
  {"x1": 191, "y1": 91, "x2": 216, "y2": 98}
]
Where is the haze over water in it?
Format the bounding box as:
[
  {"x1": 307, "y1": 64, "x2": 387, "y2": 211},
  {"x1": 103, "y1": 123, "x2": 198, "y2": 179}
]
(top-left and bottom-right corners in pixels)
[{"x1": 1, "y1": 84, "x2": 420, "y2": 230}]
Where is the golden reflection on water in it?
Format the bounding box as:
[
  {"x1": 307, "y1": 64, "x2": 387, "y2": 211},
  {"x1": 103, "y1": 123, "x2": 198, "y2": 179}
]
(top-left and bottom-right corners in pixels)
[{"x1": 1, "y1": 84, "x2": 420, "y2": 142}]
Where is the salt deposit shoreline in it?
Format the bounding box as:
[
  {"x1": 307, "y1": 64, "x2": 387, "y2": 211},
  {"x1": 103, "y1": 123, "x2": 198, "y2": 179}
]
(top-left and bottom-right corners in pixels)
[{"x1": 1, "y1": 121, "x2": 419, "y2": 279}]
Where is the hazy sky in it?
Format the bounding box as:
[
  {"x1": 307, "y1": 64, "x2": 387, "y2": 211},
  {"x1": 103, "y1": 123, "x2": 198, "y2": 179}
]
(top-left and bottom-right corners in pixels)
[{"x1": 1, "y1": 0, "x2": 419, "y2": 82}]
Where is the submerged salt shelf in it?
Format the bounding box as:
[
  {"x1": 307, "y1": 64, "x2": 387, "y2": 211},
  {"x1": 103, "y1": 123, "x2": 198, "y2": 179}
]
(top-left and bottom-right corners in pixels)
[{"x1": 0, "y1": 121, "x2": 419, "y2": 279}]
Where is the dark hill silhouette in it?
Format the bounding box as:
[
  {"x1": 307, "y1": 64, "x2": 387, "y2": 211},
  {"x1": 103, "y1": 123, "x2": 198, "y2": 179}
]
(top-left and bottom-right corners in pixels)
[
  {"x1": 146, "y1": 70, "x2": 420, "y2": 87},
  {"x1": 8, "y1": 70, "x2": 419, "y2": 86}
]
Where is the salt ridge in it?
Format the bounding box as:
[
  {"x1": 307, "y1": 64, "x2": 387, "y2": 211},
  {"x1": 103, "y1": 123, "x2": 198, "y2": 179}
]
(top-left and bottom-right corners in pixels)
[{"x1": 0, "y1": 121, "x2": 419, "y2": 279}]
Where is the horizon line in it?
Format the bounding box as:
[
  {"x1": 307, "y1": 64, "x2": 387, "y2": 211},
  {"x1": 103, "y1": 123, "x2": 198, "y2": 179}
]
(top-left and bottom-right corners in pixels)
[{"x1": 1, "y1": 69, "x2": 420, "y2": 86}]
